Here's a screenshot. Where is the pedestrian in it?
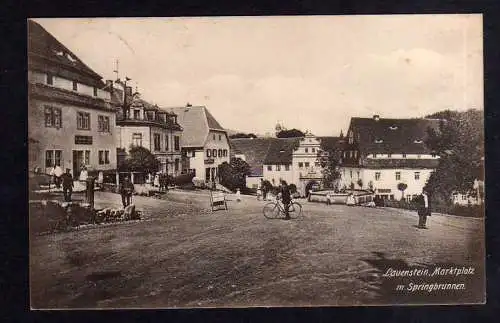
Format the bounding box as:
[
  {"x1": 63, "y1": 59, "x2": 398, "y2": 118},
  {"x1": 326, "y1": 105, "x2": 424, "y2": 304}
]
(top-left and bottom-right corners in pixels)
[
  {"x1": 236, "y1": 188, "x2": 241, "y2": 202},
  {"x1": 346, "y1": 193, "x2": 356, "y2": 206},
  {"x1": 417, "y1": 189, "x2": 431, "y2": 229},
  {"x1": 261, "y1": 179, "x2": 268, "y2": 201},
  {"x1": 154, "y1": 173, "x2": 160, "y2": 187},
  {"x1": 61, "y1": 168, "x2": 74, "y2": 202},
  {"x1": 119, "y1": 176, "x2": 135, "y2": 208},
  {"x1": 279, "y1": 180, "x2": 292, "y2": 220}
]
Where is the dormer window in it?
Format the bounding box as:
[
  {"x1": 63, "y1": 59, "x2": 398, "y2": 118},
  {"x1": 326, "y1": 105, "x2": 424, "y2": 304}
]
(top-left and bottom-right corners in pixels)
[
  {"x1": 374, "y1": 139, "x2": 383, "y2": 143},
  {"x1": 389, "y1": 125, "x2": 398, "y2": 130},
  {"x1": 414, "y1": 139, "x2": 423, "y2": 144}
]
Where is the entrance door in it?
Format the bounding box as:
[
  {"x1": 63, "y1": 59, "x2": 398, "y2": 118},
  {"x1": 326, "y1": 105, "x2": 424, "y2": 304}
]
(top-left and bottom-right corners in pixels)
[
  {"x1": 72, "y1": 150, "x2": 85, "y2": 177},
  {"x1": 205, "y1": 167, "x2": 211, "y2": 182}
]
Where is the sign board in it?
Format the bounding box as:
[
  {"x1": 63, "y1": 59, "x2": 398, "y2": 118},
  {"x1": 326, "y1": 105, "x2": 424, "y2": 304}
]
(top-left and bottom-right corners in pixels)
[
  {"x1": 75, "y1": 135, "x2": 93, "y2": 145},
  {"x1": 377, "y1": 188, "x2": 392, "y2": 193},
  {"x1": 205, "y1": 158, "x2": 215, "y2": 164}
]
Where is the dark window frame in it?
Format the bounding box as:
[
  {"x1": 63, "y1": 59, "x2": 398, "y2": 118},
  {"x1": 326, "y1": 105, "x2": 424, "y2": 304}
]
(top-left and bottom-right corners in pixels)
[{"x1": 77, "y1": 112, "x2": 91, "y2": 130}]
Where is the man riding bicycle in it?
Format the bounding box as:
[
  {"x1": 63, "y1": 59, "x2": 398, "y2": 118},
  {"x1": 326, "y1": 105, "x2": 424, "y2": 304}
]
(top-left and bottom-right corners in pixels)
[{"x1": 278, "y1": 180, "x2": 292, "y2": 220}]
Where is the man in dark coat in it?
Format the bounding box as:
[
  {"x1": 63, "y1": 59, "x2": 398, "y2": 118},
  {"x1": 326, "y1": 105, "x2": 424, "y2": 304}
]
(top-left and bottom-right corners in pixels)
[
  {"x1": 61, "y1": 168, "x2": 74, "y2": 202},
  {"x1": 119, "y1": 176, "x2": 135, "y2": 208},
  {"x1": 279, "y1": 180, "x2": 292, "y2": 220},
  {"x1": 417, "y1": 189, "x2": 431, "y2": 229}
]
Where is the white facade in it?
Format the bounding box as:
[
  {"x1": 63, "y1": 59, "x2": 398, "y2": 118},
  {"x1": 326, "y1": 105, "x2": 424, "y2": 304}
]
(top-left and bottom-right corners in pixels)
[
  {"x1": 338, "y1": 166, "x2": 434, "y2": 201},
  {"x1": 183, "y1": 130, "x2": 230, "y2": 182},
  {"x1": 262, "y1": 163, "x2": 294, "y2": 187}
]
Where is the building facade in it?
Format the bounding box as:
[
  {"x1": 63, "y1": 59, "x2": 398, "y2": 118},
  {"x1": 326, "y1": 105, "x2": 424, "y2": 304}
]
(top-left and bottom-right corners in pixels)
[
  {"x1": 28, "y1": 20, "x2": 117, "y2": 178},
  {"x1": 170, "y1": 105, "x2": 230, "y2": 182},
  {"x1": 116, "y1": 93, "x2": 183, "y2": 176},
  {"x1": 339, "y1": 115, "x2": 441, "y2": 201}
]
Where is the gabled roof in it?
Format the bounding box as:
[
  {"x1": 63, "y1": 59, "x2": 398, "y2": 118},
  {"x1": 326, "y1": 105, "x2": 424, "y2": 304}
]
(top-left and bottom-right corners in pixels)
[
  {"x1": 167, "y1": 106, "x2": 226, "y2": 147},
  {"x1": 264, "y1": 138, "x2": 301, "y2": 165},
  {"x1": 348, "y1": 117, "x2": 441, "y2": 154},
  {"x1": 317, "y1": 136, "x2": 343, "y2": 151},
  {"x1": 28, "y1": 20, "x2": 105, "y2": 88},
  {"x1": 230, "y1": 138, "x2": 276, "y2": 176}
]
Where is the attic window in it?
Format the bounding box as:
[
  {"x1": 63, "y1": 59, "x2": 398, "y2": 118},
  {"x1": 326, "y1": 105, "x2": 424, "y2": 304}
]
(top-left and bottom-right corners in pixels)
[
  {"x1": 374, "y1": 139, "x2": 384, "y2": 143},
  {"x1": 414, "y1": 139, "x2": 423, "y2": 144},
  {"x1": 389, "y1": 125, "x2": 398, "y2": 130},
  {"x1": 279, "y1": 149, "x2": 285, "y2": 153}
]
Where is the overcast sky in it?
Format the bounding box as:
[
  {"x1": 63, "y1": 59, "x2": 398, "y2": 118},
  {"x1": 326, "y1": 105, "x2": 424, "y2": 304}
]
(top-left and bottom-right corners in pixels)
[{"x1": 34, "y1": 15, "x2": 483, "y2": 136}]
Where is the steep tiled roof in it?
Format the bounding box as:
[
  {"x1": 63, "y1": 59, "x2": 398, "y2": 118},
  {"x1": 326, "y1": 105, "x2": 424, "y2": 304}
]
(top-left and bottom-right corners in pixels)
[
  {"x1": 230, "y1": 138, "x2": 276, "y2": 176},
  {"x1": 264, "y1": 138, "x2": 301, "y2": 165},
  {"x1": 167, "y1": 106, "x2": 226, "y2": 147},
  {"x1": 28, "y1": 20, "x2": 105, "y2": 88},
  {"x1": 318, "y1": 136, "x2": 343, "y2": 151},
  {"x1": 349, "y1": 117, "x2": 440, "y2": 154}
]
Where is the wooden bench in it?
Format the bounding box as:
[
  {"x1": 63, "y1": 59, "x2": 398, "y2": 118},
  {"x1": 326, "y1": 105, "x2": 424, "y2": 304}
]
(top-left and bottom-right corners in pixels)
[{"x1": 210, "y1": 190, "x2": 228, "y2": 211}]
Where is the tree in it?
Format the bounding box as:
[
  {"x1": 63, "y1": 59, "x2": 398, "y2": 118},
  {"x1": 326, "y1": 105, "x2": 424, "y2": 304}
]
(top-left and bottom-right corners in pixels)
[
  {"x1": 218, "y1": 157, "x2": 251, "y2": 192},
  {"x1": 288, "y1": 184, "x2": 297, "y2": 193},
  {"x1": 229, "y1": 133, "x2": 258, "y2": 139},
  {"x1": 397, "y1": 182, "x2": 408, "y2": 200},
  {"x1": 121, "y1": 146, "x2": 160, "y2": 174},
  {"x1": 317, "y1": 147, "x2": 341, "y2": 189},
  {"x1": 276, "y1": 128, "x2": 305, "y2": 138},
  {"x1": 424, "y1": 109, "x2": 484, "y2": 204},
  {"x1": 357, "y1": 179, "x2": 363, "y2": 189}
]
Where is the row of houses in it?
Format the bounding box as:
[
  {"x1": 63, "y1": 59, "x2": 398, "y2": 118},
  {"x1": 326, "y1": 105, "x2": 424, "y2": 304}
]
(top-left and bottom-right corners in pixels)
[
  {"x1": 28, "y1": 20, "x2": 230, "y2": 183},
  {"x1": 231, "y1": 116, "x2": 443, "y2": 201}
]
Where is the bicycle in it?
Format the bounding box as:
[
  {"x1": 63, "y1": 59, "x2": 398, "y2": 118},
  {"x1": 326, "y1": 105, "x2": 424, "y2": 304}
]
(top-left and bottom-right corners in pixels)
[{"x1": 263, "y1": 197, "x2": 302, "y2": 219}]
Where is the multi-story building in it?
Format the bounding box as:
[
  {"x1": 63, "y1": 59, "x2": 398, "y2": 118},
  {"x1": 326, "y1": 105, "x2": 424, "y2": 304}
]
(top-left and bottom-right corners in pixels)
[
  {"x1": 115, "y1": 92, "x2": 183, "y2": 176},
  {"x1": 28, "y1": 20, "x2": 117, "y2": 178},
  {"x1": 170, "y1": 105, "x2": 230, "y2": 182},
  {"x1": 339, "y1": 115, "x2": 441, "y2": 201},
  {"x1": 231, "y1": 134, "x2": 342, "y2": 196}
]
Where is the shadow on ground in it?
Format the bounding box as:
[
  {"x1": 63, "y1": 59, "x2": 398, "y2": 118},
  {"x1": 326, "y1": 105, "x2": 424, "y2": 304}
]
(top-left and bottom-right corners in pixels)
[{"x1": 359, "y1": 251, "x2": 485, "y2": 305}]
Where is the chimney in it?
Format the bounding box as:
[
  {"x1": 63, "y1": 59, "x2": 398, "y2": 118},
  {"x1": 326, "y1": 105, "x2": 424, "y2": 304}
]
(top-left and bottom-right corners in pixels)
[
  {"x1": 186, "y1": 102, "x2": 192, "y2": 107},
  {"x1": 373, "y1": 115, "x2": 380, "y2": 121},
  {"x1": 105, "y1": 80, "x2": 114, "y2": 94},
  {"x1": 125, "y1": 86, "x2": 133, "y2": 97}
]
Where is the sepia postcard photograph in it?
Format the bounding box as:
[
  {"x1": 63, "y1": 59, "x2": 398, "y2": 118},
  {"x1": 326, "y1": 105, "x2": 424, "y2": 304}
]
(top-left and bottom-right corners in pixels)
[{"x1": 28, "y1": 15, "x2": 485, "y2": 308}]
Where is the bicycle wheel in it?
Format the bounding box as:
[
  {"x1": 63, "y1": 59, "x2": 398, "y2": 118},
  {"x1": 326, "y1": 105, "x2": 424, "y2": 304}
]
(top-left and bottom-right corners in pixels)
[
  {"x1": 263, "y1": 203, "x2": 280, "y2": 219},
  {"x1": 288, "y1": 202, "x2": 303, "y2": 219}
]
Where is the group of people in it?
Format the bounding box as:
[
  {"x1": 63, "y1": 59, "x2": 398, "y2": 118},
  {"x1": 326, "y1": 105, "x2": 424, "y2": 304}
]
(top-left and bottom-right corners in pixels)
[{"x1": 146, "y1": 173, "x2": 170, "y2": 192}]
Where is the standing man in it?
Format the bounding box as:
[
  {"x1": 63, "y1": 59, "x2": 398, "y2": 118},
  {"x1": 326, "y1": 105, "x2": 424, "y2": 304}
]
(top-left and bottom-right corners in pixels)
[
  {"x1": 280, "y1": 180, "x2": 292, "y2": 220},
  {"x1": 417, "y1": 189, "x2": 430, "y2": 229},
  {"x1": 261, "y1": 179, "x2": 269, "y2": 201},
  {"x1": 119, "y1": 176, "x2": 135, "y2": 208},
  {"x1": 61, "y1": 168, "x2": 74, "y2": 202}
]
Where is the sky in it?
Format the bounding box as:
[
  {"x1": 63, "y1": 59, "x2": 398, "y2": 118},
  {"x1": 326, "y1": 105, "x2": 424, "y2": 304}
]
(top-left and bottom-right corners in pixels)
[{"x1": 33, "y1": 15, "x2": 483, "y2": 136}]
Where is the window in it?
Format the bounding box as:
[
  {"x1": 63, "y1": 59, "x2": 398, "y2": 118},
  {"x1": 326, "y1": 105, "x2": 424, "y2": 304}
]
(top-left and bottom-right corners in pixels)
[
  {"x1": 44, "y1": 106, "x2": 62, "y2": 128},
  {"x1": 213, "y1": 134, "x2": 216, "y2": 140},
  {"x1": 77, "y1": 112, "x2": 91, "y2": 130},
  {"x1": 414, "y1": 172, "x2": 420, "y2": 180},
  {"x1": 350, "y1": 170, "x2": 352, "y2": 178},
  {"x1": 267, "y1": 165, "x2": 272, "y2": 171},
  {"x1": 46, "y1": 73, "x2": 53, "y2": 85},
  {"x1": 72, "y1": 80, "x2": 78, "y2": 91},
  {"x1": 375, "y1": 172, "x2": 381, "y2": 181},
  {"x1": 219, "y1": 134, "x2": 222, "y2": 141},
  {"x1": 298, "y1": 162, "x2": 303, "y2": 168},
  {"x1": 192, "y1": 151, "x2": 195, "y2": 157},
  {"x1": 305, "y1": 162, "x2": 310, "y2": 168},
  {"x1": 218, "y1": 149, "x2": 222, "y2": 157},
  {"x1": 132, "y1": 133, "x2": 142, "y2": 147},
  {"x1": 431, "y1": 153, "x2": 437, "y2": 158},
  {"x1": 174, "y1": 136, "x2": 180, "y2": 151},
  {"x1": 387, "y1": 153, "x2": 392, "y2": 158},
  {"x1": 212, "y1": 149, "x2": 217, "y2": 157},
  {"x1": 98, "y1": 150, "x2": 110, "y2": 164},
  {"x1": 402, "y1": 153, "x2": 407, "y2": 158},
  {"x1": 45, "y1": 150, "x2": 62, "y2": 168},
  {"x1": 223, "y1": 149, "x2": 228, "y2": 157},
  {"x1": 285, "y1": 165, "x2": 290, "y2": 171},
  {"x1": 165, "y1": 135, "x2": 169, "y2": 150},
  {"x1": 305, "y1": 148, "x2": 308, "y2": 153},
  {"x1": 98, "y1": 115, "x2": 110, "y2": 132},
  {"x1": 174, "y1": 159, "x2": 179, "y2": 172},
  {"x1": 206, "y1": 149, "x2": 211, "y2": 157},
  {"x1": 395, "y1": 172, "x2": 401, "y2": 181},
  {"x1": 84, "y1": 150, "x2": 90, "y2": 165},
  {"x1": 417, "y1": 154, "x2": 421, "y2": 159},
  {"x1": 357, "y1": 171, "x2": 360, "y2": 179},
  {"x1": 372, "y1": 153, "x2": 377, "y2": 158},
  {"x1": 154, "y1": 133, "x2": 161, "y2": 151},
  {"x1": 312, "y1": 148, "x2": 315, "y2": 153},
  {"x1": 93, "y1": 87, "x2": 98, "y2": 96},
  {"x1": 134, "y1": 110, "x2": 140, "y2": 120},
  {"x1": 276, "y1": 165, "x2": 281, "y2": 171},
  {"x1": 354, "y1": 151, "x2": 358, "y2": 158}
]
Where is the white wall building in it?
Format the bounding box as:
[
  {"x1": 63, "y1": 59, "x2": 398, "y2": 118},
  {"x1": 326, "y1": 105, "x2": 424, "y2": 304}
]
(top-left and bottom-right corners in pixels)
[
  {"x1": 170, "y1": 105, "x2": 230, "y2": 182},
  {"x1": 339, "y1": 115, "x2": 441, "y2": 201}
]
